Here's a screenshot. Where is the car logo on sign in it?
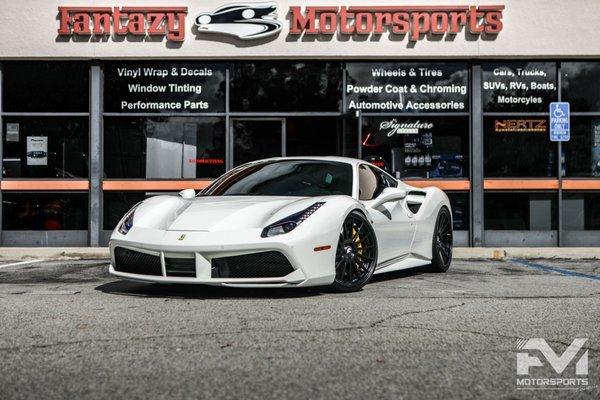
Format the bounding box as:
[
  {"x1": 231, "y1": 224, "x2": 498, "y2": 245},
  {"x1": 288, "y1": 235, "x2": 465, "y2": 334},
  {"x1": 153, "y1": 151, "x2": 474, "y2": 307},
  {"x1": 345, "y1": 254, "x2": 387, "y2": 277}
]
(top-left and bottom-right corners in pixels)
[
  {"x1": 194, "y1": 2, "x2": 282, "y2": 40},
  {"x1": 178, "y1": 234, "x2": 186, "y2": 241}
]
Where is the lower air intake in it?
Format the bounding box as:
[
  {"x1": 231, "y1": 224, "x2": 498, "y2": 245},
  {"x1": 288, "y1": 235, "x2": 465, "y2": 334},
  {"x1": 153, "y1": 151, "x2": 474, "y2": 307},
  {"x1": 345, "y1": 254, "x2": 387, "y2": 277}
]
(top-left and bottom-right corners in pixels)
[
  {"x1": 114, "y1": 247, "x2": 162, "y2": 276},
  {"x1": 211, "y1": 251, "x2": 294, "y2": 278},
  {"x1": 165, "y1": 257, "x2": 196, "y2": 277}
]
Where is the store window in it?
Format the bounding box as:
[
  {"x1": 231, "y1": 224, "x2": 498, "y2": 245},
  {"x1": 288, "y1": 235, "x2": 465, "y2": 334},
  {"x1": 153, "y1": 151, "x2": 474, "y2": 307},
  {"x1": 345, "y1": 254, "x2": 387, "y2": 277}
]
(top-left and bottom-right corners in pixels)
[
  {"x1": 484, "y1": 192, "x2": 557, "y2": 230},
  {"x1": 3, "y1": 117, "x2": 89, "y2": 178},
  {"x1": 563, "y1": 192, "x2": 600, "y2": 231},
  {"x1": 104, "y1": 117, "x2": 225, "y2": 179},
  {"x1": 562, "y1": 62, "x2": 600, "y2": 112},
  {"x1": 2, "y1": 62, "x2": 89, "y2": 112},
  {"x1": 482, "y1": 62, "x2": 557, "y2": 113},
  {"x1": 286, "y1": 117, "x2": 340, "y2": 157},
  {"x1": 346, "y1": 62, "x2": 469, "y2": 113},
  {"x1": 104, "y1": 62, "x2": 226, "y2": 113},
  {"x1": 2, "y1": 192, "x2": 88, "y2": 230},
  {"x1": 447, "y1": 192, "x2": 469, "y2": 231},
  {"x1": 361, "y1": 116, "x2": 469, "y2": 178},
  {"x1": 483, "y1": 116, "x2": 556, "y2": 177},
  {"x1": 231, "y1": 62, "x2": 342, "y2": 112},
  {"x1": 104, "y1": 191, "x2": 177, "y2": 230}
]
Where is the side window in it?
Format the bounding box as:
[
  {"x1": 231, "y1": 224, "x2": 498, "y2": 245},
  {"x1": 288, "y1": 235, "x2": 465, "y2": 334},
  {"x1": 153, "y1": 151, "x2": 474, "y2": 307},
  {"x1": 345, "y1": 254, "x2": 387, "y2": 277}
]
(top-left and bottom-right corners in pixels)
[{"x1": 359, "y1": 164, "x2": 396, "y2": 200}]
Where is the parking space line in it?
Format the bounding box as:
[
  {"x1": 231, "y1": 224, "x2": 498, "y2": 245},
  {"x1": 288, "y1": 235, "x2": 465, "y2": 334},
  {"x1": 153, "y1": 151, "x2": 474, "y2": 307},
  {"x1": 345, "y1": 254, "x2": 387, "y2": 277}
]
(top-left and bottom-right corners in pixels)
[
  {"x1": 0, "y1": 259, "x2": 45, "y2": 269},
  {"x1": 510, "y1": 259, "x2": 600, "y2": 282}
]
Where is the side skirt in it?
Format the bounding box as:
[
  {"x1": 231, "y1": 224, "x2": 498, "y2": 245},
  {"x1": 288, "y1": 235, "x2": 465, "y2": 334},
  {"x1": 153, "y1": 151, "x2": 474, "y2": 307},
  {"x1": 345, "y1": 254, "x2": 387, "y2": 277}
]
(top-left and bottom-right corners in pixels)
[{"x1": 373, "y1": 254, "x2": 431, "y2": 275}]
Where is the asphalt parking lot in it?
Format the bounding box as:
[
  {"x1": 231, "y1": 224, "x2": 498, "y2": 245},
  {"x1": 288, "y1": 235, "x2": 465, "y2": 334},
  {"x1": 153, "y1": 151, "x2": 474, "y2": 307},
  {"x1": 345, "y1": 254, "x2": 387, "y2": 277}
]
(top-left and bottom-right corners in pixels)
[{"x1": 0, "y1": 258, "x2": 598, "y2": 400}]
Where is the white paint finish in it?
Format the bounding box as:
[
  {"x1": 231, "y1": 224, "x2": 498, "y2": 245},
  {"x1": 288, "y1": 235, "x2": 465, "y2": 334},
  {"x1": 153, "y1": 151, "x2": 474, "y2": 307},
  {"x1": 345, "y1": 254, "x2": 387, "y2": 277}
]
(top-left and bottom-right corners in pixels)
[
  {"x1": 0, "y1": 259, "x2": 44, "y2": 269},
  {"x1": 0, "y1": 0, "x2": 599, "y2": 59}
]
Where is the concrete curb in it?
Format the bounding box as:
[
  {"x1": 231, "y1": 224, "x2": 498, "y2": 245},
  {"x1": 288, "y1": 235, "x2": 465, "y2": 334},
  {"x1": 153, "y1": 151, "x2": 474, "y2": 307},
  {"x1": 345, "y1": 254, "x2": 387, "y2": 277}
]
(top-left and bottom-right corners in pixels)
[{"x1": 1, "y1": 247, "x2": 600, "y2": 261}]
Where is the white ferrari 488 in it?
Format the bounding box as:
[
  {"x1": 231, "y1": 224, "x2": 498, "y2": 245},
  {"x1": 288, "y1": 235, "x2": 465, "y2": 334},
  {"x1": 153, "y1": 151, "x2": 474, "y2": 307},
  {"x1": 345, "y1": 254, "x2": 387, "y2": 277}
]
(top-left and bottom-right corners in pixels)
[{"x1": 109, "y1": 157, "x2": 453, "y2": 292}]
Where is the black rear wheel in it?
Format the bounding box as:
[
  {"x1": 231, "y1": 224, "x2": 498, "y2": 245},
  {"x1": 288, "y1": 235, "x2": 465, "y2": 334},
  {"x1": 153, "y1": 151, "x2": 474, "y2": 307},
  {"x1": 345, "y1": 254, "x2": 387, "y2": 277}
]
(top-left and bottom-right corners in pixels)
[
  {"x1": 331, "y1": 211, "x2": 378, "y2": 292},
  {"x1": 430, "y1": 207, "x2": 453, "y2": 272}
]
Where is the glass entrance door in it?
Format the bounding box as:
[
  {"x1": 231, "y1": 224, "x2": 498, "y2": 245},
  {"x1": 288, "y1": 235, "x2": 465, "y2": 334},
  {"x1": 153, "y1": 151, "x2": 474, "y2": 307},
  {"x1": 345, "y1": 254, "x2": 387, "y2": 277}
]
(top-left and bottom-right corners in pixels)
[{"x1": 231, "y1": 119, "x2": 285, "y2": 167}]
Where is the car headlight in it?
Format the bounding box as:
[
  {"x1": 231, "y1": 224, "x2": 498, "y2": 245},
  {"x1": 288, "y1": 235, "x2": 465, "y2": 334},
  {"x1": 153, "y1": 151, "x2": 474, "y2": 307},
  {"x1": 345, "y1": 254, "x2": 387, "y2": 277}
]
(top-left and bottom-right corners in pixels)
[
  {"x1": 261, "y1": 202, "x2": 325, "y2": 238},
  {"x1": 117, "y1": 203, "x2": 141, "y2": 235}
]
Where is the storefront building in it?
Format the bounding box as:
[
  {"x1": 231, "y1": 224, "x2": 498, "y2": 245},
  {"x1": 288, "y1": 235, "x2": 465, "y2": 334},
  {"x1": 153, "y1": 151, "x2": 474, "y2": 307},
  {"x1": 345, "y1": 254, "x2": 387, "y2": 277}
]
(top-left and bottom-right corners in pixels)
[{"x1": 1, "y1": 0, "x2": 599, "y2": 247}]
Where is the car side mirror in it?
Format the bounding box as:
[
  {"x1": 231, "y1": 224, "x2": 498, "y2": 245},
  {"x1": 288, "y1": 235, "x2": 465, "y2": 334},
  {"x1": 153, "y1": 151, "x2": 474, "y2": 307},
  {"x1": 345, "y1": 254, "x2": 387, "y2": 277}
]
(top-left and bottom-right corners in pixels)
[
  {"x1": 178, "y1": 188, "x2": 196, "y2": 199},
  {"x1": 369, "y1": 188, "x2": 407, "y2": 209}
]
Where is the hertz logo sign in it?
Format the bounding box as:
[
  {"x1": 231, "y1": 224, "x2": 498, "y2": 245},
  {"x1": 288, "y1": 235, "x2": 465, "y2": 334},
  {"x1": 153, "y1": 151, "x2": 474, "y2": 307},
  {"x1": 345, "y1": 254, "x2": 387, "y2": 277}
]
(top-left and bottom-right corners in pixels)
[{"x1": 495, "y1": 119, "x2": 547, "y2": 133}]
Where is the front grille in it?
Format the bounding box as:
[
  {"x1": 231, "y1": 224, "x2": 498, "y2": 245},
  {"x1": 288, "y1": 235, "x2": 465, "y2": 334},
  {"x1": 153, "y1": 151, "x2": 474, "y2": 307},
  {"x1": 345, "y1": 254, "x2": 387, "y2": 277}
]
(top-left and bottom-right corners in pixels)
[
  {"x1": 165, "y1": 257, "x2": 196, "y2": 277},
  {"x1": 211, "y1": 251, "x2": 294, "y2": 278},
  {"x1": 114, "y1": 247, "x2": 162, "y2": 276}
]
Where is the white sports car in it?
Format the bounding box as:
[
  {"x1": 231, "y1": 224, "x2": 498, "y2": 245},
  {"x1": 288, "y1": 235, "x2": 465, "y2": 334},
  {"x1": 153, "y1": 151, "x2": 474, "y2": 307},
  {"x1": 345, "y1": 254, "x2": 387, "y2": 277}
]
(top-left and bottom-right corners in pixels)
[{"x1": 109, "y1": 157, "x2": 453, "y2": 292}]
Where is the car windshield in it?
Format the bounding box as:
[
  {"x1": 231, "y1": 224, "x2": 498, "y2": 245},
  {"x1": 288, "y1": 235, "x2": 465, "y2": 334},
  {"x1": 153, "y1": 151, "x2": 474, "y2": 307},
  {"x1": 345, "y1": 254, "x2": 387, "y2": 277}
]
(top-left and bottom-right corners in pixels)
[{"x1": 202, "y1": 160, "x2": 353, "y2": 197}]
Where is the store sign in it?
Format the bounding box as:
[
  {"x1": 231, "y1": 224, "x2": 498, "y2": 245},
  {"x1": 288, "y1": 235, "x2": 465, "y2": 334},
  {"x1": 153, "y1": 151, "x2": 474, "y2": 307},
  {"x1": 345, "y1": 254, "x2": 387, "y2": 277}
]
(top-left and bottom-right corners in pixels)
[
  {"x1": 57, "y1": 6, "x2": 188, "y2": 41},
  {"x1": 104, "y1": 63, "x2": 226, "y2": 112},
  {"x1": 194, "y1": 3, "x2": 282, "y2": 40},
  {"x1": 482, "y1": 63, "x2": 557, "y2": 112},
  {"x1": 379, "y1": 119, "x2": 434, "y2": 136},
  {"x1": 26, "y1": 136, "x2": 48, "y2": 166},
  {"x1": 549, "y1": 102, "x2": 570, "y2": 142},
  {"x1": 289, "y1": 5, "x2": 504, "y2": 41},
  {"x1": 494, "y1": 119, "x2": 547, "y2": 133},
  {"x1": 346, "y1": 63, "x2": 469, "y2": 112}
]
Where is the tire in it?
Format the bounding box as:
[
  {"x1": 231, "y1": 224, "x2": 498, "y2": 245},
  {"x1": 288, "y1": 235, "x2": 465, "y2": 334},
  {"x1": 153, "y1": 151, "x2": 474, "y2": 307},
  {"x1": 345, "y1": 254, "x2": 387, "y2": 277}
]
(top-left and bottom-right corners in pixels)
[
  {"x1": 430, "y1": 206, "x2": 453, "y2": 272},
  {"x1": 331, "y1": 211, "x2": 378, "y2": 292}
]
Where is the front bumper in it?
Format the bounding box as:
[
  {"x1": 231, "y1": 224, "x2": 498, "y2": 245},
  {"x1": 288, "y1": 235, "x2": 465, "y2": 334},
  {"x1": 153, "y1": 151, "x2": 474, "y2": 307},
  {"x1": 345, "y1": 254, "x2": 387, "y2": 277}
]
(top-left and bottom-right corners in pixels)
[{"x1": 108, "y1": 227, "x2": 337, "y2": 288}]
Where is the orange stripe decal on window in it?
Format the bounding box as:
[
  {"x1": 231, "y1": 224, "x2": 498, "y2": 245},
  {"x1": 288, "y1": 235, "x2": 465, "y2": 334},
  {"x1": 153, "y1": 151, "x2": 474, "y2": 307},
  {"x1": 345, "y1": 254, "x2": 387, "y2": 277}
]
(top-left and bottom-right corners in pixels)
[
  {"x1": 562, "y1": 180, "x2": 600, "y2": 190},
  {"x1": 405, "y1": 180, "x2": 470, "y2": 191},
  {"x1": 102, "y1": 180, "x2": 212, "y2": 191},
  {"x1": 0, "y1": 180, "x2": 89, "y2": 190},
  {"x1": 484, "y1": 179, "x2": 559, "y2": 190}
]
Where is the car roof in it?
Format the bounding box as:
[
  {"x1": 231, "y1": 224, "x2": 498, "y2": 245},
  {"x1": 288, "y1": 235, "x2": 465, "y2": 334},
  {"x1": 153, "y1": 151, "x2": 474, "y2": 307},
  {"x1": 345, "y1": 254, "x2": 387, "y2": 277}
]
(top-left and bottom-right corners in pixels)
[{"x1": 257, "y1": 156, "x2": 366, "y2": 167}]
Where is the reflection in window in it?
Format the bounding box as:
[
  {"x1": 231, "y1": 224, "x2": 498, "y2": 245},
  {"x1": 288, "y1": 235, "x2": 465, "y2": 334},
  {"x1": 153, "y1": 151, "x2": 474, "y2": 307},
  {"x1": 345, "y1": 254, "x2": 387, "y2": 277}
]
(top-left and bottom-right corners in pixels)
[
  {"x1": 231, "y1": 62, "x2": 342, "y2": 111},
  {"x1": 563, "y1": 192, "x2": 600, "y2": 230},
  {"x1": 2, "y1": 192, "x2": 88, "y2": 230},
  {"x1": 447, "y1": 192, "x2": 469, "y2": 231},
  {"x1": 482, "y1": 62, "x2": 557, "y2": 113},
  {"x1": 3, "y1": 117, "x2": 89, "y2": 178},
  {"x1": 286, "y1": 117, "x2": 340, "y2": 157},
  {"x1": 361, "y1": 116, "x2": 469, "y2": 179},
  {"x1": 484, "y1": 116, "x2": 556, "y2": 177},
  {"x1": 2, "y1": 62, "x2": 89, "y2": 112},
  {"x1": 104, "y1": 117, "x2": 225, "y2": 179},
  {"x1": 563, "y1": 117, "x2": 600, "y2": 177},
  {"x1": 484, "y1": 192, "x2": 557, "y2": 230},
  {"x1": 232, "y1": 120, "x2": 282, "y2": 167},
  {"x1": 562, "y1": 62, "x2": 600, "y2": 112}
]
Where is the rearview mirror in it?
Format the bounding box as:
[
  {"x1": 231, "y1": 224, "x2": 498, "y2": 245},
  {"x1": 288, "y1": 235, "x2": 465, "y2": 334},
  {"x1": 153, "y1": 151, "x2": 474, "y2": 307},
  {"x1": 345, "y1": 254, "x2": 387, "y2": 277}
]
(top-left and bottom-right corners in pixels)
[
  {"x1": 369, "y1": 187, "x2": 407, "y2": 209},
  {"x1": 178, "y1": 188, "x2": 196, "y2": 199}
]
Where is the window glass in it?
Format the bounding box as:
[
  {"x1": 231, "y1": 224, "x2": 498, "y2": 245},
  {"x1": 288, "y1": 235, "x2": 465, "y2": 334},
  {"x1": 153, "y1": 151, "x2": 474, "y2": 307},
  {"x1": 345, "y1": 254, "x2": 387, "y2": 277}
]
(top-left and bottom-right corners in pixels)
[
  {"x1": 203, "y1": 160, "x2": 353, "y2": 197},
  {"x1": 232, "y1": 120, "x2": 282, "y2": 167},
  {"x1": 104, "y1": 62, "x2": 226, "y2": 113},
  {"x1": 2, "y1": 192, "x2": 88, "y2": 230},
  {"x1": 3, "y1": 117, "x2": 89, "y2": 178},
  {"x1": 484, "y1": 116, "x2": 556, "y2": 177},
  {"x1": 2, "y1": 62, "x2": 89, "y2": 112},
  {"x1": 447, "y1": 192, "x2": 469, "y2": 231},
  {"x1": 563, "y1": 117, "x2": 600, "y2": 177},
  {"x1": 104, "y1": 191, "x2": 176, "y2": 230},
  {"x1": 484, "y1": 192, "x2": 557, "y2": 230},
  {"x1": 104, "y1": 117, "x2": 225, "y2": 179},
  {"x1": 482, "y1": 62, "x2": 557, "y2": 112},
  {"x1": 346, "y1": 62, "x2": 469, "y2": 113},
  {"x1": 231, "y1": 62, "x2": 342, "y2": 111},
  {"x1": 286, "y1": 117, "x2": 340, "y2": 157},
  {"x1": 361, "y1": 116, "x2": 469, "y2": 178},
  {"x1": 562, "y1": 62, "x2": 600, "y2": 112},
  {"x1": 563, "y1": 192, "x2": 600, "y2": 230}
]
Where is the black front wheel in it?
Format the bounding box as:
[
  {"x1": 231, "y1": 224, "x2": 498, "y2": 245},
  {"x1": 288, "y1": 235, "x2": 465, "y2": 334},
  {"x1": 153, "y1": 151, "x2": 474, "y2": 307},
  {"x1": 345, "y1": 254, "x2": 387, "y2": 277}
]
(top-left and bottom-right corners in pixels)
[
  {"x1": 430, "y1": 206, "x2": 453, "y2": 272},
  {"x1": 331, "y1": 211, "x2": 378, "y2": 292}
]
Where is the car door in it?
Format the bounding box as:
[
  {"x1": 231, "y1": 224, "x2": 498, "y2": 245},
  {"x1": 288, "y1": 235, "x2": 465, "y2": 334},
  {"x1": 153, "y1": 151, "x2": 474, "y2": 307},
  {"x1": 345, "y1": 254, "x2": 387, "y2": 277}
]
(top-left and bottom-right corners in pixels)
[{"x1": 358, "y1": 164, "x2": 416, "y2": 263}]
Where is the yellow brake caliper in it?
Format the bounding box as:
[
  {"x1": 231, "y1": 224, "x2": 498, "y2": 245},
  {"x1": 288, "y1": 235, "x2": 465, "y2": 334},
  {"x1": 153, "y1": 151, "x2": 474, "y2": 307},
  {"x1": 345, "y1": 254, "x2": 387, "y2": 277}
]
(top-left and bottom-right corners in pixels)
[{"x1": 352, "y1": 227, "x2": 364, "y2": 271}]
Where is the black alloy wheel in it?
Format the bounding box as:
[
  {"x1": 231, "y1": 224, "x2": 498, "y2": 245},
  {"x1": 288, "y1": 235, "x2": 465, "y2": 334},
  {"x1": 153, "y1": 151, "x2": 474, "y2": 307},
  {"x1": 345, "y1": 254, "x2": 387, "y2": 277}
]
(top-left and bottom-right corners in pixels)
[
  {"x1": 331, "y1": 211, "x2": 378, "y2": 292},
  {"x1": 430, "y1": 207, "x2": 453, "y2": 272}
]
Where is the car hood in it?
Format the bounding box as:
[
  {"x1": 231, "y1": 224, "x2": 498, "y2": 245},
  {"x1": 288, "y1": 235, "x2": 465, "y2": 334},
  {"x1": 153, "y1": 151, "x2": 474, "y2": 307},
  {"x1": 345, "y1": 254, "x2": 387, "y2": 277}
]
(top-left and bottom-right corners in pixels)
[{"x1": 132, "y1": 195, "x2": 323, "y2": 232}]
